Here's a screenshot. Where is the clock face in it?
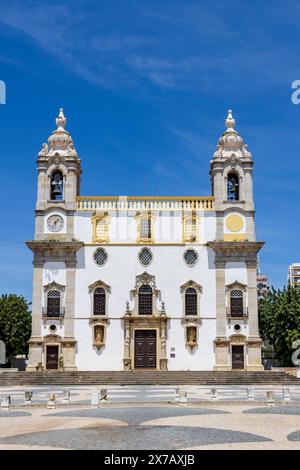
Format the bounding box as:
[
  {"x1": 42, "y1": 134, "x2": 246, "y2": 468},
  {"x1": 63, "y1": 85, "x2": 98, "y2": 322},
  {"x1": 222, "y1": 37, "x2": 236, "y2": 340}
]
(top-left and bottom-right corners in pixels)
[{"x1": 47, "y1": 214, "x2": 64, "y2": 232}]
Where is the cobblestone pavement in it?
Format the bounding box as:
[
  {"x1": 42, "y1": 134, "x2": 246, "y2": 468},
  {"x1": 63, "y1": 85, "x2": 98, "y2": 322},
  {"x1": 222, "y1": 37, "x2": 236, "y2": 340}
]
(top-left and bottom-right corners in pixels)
[
  {"x1": 1, "y1": 384, "x2": 300, "y2": 405},
  {"x1": 0, "y1": 404, "x2": 300, "y2": 450}
]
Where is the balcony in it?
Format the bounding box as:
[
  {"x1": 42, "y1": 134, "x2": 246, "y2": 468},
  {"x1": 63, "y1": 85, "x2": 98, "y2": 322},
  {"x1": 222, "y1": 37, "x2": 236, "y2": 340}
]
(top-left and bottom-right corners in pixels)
[
  {"x1": 42, "y1": 307, "x2": 65, "y2": 319},
  {"x1": 226, "y1": 307, "x2": 248, "y2": 319}
]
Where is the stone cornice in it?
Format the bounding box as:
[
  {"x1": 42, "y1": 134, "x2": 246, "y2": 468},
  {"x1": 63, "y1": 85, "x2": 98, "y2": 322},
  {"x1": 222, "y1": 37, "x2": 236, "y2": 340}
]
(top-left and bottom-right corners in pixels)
[
  {"x1": 207, "y1": 241, "x2": 264, "y2": 256},
  {"x1": 26, "y1": 240, "x2": 84, "y2": 259}
]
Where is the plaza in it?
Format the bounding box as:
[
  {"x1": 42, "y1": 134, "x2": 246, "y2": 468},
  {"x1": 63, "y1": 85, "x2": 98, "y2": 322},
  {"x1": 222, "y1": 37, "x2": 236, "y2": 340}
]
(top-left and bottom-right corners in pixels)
[{"x1": 0, "y1": 384, "x2": 300, "y2": 450}]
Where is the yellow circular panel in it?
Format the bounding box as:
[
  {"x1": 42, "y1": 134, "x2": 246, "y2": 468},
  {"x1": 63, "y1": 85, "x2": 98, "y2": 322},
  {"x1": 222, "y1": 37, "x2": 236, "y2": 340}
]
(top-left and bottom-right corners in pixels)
[{"x1": 226, "y1": 214, "x2": 244, "y2": 232}]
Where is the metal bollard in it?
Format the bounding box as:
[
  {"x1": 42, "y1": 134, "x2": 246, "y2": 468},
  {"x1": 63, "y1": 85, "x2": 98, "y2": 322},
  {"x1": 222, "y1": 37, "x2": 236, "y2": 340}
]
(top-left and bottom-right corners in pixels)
[
  {"x1": 174, "y1": 387, "x2": 180, "y2": 403},
  {"x1": 25, "y1": 390, "x2": 33, "y2": 405},
  {"x1": 47, "y1": 393, "x2": 56, "y2": 409},
  {"x1": 266, "y1": 390, "x2": 275, "y2": 406},
  {"x1": 210, "y1": 387, "x2": 217, "y2": 400},
  {"x1": 179, "y1": 390, "x2": 187, "y2": 405},
  {"x1": 283, "y1": 387, "x2": 290, "y2": 402},
  {"x1": 100, "y1": 389, "x2": 108, "y2": 403},
  {"x1": 62, "y1": 389, "x2": 70, "y2": 404},
  {"x1": 91, "y1": 391, "x2": 100, "y2": 407},
  {"x1": 247, "y1": 387, "x2": 254, "y2": 401},
  {"x1": 0, "y1": 395, "x2": 11, "y2": 409}
]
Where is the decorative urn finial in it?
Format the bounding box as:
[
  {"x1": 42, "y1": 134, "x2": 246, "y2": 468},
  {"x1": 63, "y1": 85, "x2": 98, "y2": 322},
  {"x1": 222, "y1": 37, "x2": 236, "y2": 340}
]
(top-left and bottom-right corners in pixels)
[
  {"x1": 225, "y1": 109, "x2": 236, "y2": 132},
  {"x1": 55, "y1": 108, "x2": 67, "y2": 130}
]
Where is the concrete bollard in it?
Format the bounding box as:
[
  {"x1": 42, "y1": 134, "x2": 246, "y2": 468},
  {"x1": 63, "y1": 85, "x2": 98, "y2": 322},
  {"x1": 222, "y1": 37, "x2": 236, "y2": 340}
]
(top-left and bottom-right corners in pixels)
[
  {"x1": 62, "y1": 389, "x2": 70, "y2": 404},
  {"x1": 174, "y1": 387, "x2": 180, "y2": 403},
  {"x1": 179, "y1": 390, "x2": 187, "y2": 405},
  {"x1": 47, "y1": 393, "x2": 56, "y2": 409},
  {"x1": 0, "y1": 395, "x2": 11, "y2": 409},
  {"x1": 210, "y1": 387, "x2": 217, "y2": 400},
  {"x1": 25, "y1": 390, "x2": 33, "y2": 405},
  {"x1": 100, "y1": 389, "x2": 108, "y2": 403},
  {"x1": 283, "y1": 387, "x2": 291, "y2": 402},
  {"x1": 266, "y1": 390, "x2": 275, "y2": 406},
  {"x1": 247, "y1": 387, "x2": 255, "y2": 401},
  {"x1": 91, "y1": 391, "x2": 100, "y2": 407}
]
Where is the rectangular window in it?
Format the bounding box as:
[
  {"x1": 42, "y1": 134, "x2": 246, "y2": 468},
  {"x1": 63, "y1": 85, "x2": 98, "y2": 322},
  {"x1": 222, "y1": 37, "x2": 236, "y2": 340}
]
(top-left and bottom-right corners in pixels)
[
  {"x1": 185, "y1": 218, "x2": 197, "y2": 242},
  {"x1": 96, "y1": 219, "x2": 107, "y2": 240},
  {"x1": 140, "y1": 217, "x2": 151, "y2": 240}
]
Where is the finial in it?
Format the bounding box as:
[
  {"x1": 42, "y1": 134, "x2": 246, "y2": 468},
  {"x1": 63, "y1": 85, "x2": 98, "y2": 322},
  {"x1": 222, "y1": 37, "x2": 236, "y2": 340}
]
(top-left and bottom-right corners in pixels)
[
  {"x1": 125, "y1": 301, "x2": 131, "y2": 316},
  {"x1": 55, "y1": 107, "x2": 67, "y2": 130},
  {"x1": 160, "y1": 301, "x2": 166, "y2": 316},
  {"x1": 225, "y1": 109, "x2": 235, "y2": 130}
]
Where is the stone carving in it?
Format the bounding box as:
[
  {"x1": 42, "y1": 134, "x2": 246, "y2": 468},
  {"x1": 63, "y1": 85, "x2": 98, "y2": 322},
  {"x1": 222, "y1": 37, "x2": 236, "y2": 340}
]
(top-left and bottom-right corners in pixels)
[
  {"x1": 38, "y1": 143, "x2": 49, "y2": 157},
  {"x1": 94, "y1": 324, "x2": 105, "y2": 349}
]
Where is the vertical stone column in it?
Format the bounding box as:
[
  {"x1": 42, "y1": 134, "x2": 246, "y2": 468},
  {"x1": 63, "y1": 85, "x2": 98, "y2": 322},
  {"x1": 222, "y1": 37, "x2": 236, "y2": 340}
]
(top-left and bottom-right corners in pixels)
[
  {"x1": 64, "y1": 258, "x2": 76, "y2": 338},
  {"x1": 66, "y1": 210, "x2": 75, "y2": 239},
  {"x1": 246, "y1": 255, "x2": 263, "y2": 370},
  {"x1": 63, "y1": 258, "x2": 77, "y2": 370},
  {"x1": 27, "y1": 257, "x2": 44, "y2": 371},
  {"x1": 215, "y1": 258, "x2": 226, "y2": 337},
  {"x1": 214, "y1": 256, "x2": 230, "y2": 370},
  {"x1": 123, "y1": 319, "x2": 131, "y2": 370},
  {"x1": 215, "y1": 212, "x2": 224, "y2": 241}
]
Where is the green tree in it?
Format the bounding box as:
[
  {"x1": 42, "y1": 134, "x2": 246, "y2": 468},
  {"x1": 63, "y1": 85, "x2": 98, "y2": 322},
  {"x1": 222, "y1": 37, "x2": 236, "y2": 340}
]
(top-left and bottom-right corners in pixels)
[
  {"x1": 0, "y1": 295, "x2": 31, "y2": 363},
  {"x1": 259, "y1": 284, "x2": 300, "y2": 365}
]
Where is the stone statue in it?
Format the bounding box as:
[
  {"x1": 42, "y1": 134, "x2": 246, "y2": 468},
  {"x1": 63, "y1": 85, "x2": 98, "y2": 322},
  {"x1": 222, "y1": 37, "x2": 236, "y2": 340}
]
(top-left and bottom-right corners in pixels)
[
  {"x1": 187, "y1": 327, "x2": 196, "y2": 345},
  {"x1": 38, "y1": 143, "x2": 49, "y2": 156}
]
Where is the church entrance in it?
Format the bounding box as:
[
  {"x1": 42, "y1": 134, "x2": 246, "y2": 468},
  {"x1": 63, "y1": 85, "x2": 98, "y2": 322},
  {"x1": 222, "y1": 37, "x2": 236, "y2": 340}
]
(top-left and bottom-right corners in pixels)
[
  {"x1": 134, "y1": 330, "x2": 156, "y2": 369},
  {"x1": 46, "y1": 345, "x2": 59, "y2": 370},
  {"x1": 231, "y1": 345, "x2": 244, "y2": 369}
]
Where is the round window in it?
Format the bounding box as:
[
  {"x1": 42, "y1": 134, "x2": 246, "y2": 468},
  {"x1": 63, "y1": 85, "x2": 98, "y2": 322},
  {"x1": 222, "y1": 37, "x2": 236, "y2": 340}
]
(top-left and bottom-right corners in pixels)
[
  {"x1": 49, "y1": 324, "x2": 57, "y2": 333},
  {"x1": 93, "y1": 248, "x2": 108, "y2": 266},
  {"x1": 234, "y1": 324, "x2": 241, "y2": 332},
  {"x1": 184, "y1": 249, "x2": 198, "y2": 266},
  {"x1": 138, "y1": 247, "x2": 153, "y2": 267}
]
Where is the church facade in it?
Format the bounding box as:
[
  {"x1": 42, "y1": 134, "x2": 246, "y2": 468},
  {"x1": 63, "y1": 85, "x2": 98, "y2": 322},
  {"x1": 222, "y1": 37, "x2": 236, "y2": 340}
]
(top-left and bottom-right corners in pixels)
[{"x1": 27, "y1": 109, "x2": 264, "y2": 371}]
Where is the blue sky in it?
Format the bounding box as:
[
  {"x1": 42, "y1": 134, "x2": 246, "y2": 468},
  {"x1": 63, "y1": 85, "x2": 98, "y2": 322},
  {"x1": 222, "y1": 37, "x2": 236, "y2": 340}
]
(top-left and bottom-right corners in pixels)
[{"x1": 0, "y1": 0, "x2": 300, "y2": 301}]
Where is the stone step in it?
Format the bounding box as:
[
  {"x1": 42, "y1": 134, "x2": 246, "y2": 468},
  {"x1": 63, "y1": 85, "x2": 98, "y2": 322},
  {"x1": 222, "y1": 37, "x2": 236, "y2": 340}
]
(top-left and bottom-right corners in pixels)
[{"x1": 0, "y1": 370, "x2": 299, "y2": 386}]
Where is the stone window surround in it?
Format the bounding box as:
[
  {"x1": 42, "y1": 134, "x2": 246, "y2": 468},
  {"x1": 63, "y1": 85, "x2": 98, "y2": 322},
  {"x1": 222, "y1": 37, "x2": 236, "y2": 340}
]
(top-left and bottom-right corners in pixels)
[
  {"x1": 180, "y1": 280, "x2": 202, "y2": 350},
  {"x1": 43, "y1": 281, "x2": 65, "y2": 320},
  {"x1": 182, "y1": 211, "x2": 199, "y2": 243},
  {"x1": 135, "y1": 211, "x2": 155, "y2": 244},
  {"x1": 46, "y1": 161, "x2": 68, "y2": 202},
  {"x1": 129, "y1": 272, "x2": 162, "y2": 316},
  {"x1": 225, "y1": 280, "x2": 248, "y2": 319},
  {"x1": 91, "y1": 212, "x2": 110, "y2": 243},
  {"x1": 88, "y1": 280, "x2": 111, "y2": 318}
]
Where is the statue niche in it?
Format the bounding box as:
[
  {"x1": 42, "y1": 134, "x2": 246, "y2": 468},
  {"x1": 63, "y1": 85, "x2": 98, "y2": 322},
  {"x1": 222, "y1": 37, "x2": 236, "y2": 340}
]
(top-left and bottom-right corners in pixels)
[
  {"x1": 186, "y1": 326, "x2": 197, "y2": 348},
  {"x1": 93, "y1": 324, "x2": 105, "y2": 350}
]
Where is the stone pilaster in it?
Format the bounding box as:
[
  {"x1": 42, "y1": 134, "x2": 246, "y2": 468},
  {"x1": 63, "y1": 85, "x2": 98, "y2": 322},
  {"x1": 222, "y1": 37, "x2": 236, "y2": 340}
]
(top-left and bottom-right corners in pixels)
[
  {"x1": 27, "y1": 256, "x2": 44, "y2": 371},
  {"x1": 246, "y1": 256, "x2": 263, "y2": 370},
  {"x1": 64, "y1": 259, "x2": 76, "y2": 338}
]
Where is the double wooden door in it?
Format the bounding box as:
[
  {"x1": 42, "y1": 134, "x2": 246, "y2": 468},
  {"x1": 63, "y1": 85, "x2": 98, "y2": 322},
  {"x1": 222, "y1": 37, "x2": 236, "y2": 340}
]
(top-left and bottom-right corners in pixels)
[
  {"x1": 232, "y1": 345, "x2": 244, "y2": 369},
  {"x1": 134, "y1": 330, "x2": 156, "y2": 368},
  {"x1": 46, "y1": 345, "x2": 59, "y2": 370}
]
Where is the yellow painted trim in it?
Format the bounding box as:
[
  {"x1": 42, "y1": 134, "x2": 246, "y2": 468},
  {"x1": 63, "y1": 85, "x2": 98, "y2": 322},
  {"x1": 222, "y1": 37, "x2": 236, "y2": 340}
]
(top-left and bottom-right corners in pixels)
[
  {"x1": 225, "y1": 214, "x2": 244, "y2": 232},
  {"x1": 136, "y1": 211, "x2": 155, "y2": 244},
  {"x1": 223, "y1": 234, "x2": 248, "y2": 242},
  {"x1": 91, "y1": 214, "x2": 110, "y2": 244},
  {"x1": 83, "y1": 243, "x2": 208, "y2": 247},
  {"x1": 182, "y1": 211, "x2": 200, "y2": 243}
]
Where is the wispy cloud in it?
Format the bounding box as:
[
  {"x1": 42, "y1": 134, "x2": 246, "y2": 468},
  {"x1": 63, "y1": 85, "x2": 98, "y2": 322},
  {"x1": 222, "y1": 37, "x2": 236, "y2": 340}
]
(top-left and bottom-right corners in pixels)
[{"x1": 0, "y1": 0, "x2": 300, "y2": 92}]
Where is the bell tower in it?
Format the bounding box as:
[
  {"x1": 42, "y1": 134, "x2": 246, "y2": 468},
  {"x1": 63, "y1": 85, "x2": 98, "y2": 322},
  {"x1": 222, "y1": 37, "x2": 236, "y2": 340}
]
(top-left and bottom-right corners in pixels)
[
  {"x1": 35, "y1": 108, "x2": 82, "y2": 240},
  {"x1": 210, "y1": 110, "x2": 255, "y2": 242}
]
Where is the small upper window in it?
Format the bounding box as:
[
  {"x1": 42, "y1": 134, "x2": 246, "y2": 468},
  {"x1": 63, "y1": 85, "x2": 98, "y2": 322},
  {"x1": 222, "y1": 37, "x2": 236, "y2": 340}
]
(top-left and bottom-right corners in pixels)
[
  {"x1": 47, "y1": 290, "x2": 60, "y2": 317},
  {"x1": 227, "y1": 173, "x2": 239, "y2": 201},
  {"x1": 184, "y1": 249, "x2": 198, "y2": 267},
  {"x1": 184, "y1": 217, "x2": 197, "y2": 242},
  {"x1": 50, "y1": 171, "x2": 63, "y2": 201},
  {"x1": 140, "y1": 217, "x2": 152, "y2": 240},
  {"x1": 95, "y1": 218, "x2": 109, "y2": 242}
]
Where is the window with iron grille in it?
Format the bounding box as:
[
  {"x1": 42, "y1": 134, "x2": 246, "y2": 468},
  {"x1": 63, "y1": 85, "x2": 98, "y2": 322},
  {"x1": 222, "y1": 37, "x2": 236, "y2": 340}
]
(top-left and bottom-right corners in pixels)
[
  {"x1": 93, "y1": 248, "x2": 108, "y2": 266},
  {"x1": 138, "y1": 247, "x2": 153, "y2": 266},
  {"x1": 185, "y1": 287, "x2": 197, "y2": 315},
  {"x1": 230, "y1": 290, "x2": 243, "y2": 317},
  {"x1": 184, "y1": 249, "x2": 198, "y2": 266},
  {"x1": 47, "y1": 290, "x2": 60, "y2": 317},
  {"x1": 95, "y1": 218, "x2": 108, "y2": 241},
  {"x1": 138, "y1": 285, "x2": 153, "y2": 315},
  {"x1": 185, "y1": 218, "x2": 197, "y2": 241},
  {"x1": 140, "y1": 217, "x2": 151, "y2": 239},
  {"x1": 93, "y1": 287, "x2": 106, "y2": 315}
]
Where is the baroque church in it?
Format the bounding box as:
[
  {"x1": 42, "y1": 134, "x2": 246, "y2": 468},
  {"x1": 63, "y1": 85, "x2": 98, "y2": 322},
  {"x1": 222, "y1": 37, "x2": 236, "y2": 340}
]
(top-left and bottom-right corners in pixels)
[{"x1": 27, "y1": 109, "x2": 264, "y2": 371}]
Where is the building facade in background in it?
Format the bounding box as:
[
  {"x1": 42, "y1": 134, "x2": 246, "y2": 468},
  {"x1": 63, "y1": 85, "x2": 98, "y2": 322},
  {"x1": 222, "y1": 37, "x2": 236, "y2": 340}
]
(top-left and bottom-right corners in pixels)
[
  {"x1": 288, "y1": 264, "x2": 300, "y2": 287},
  {"x1": 27, "y1": 109, "x2": 264, "y2": 371}
]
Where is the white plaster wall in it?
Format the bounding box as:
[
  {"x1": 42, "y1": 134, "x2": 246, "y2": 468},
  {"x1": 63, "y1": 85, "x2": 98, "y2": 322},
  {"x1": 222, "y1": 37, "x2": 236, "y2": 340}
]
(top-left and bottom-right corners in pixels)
[
  {"x1": 74, "y1": 245, "x2": 216, "y2": 370},
  {"x1": 225, "y1": 262, "x2": 247, "y2": 286},
  {"x1": 73, "y1": 210, "x2": 216, "y2": 244}
]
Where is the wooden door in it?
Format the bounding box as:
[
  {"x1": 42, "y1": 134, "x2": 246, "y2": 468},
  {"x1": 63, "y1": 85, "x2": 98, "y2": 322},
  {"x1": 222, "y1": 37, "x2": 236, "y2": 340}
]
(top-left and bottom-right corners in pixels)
[
  {"x1": 232, "y1": 345, "x2": 244, "y2": 369},
  {"x1": 46, "y1": 345, "x2": 59, "y2": 370},
  {"x1": 134, "y1": 330, "x2": 156, "y2": 368}
]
